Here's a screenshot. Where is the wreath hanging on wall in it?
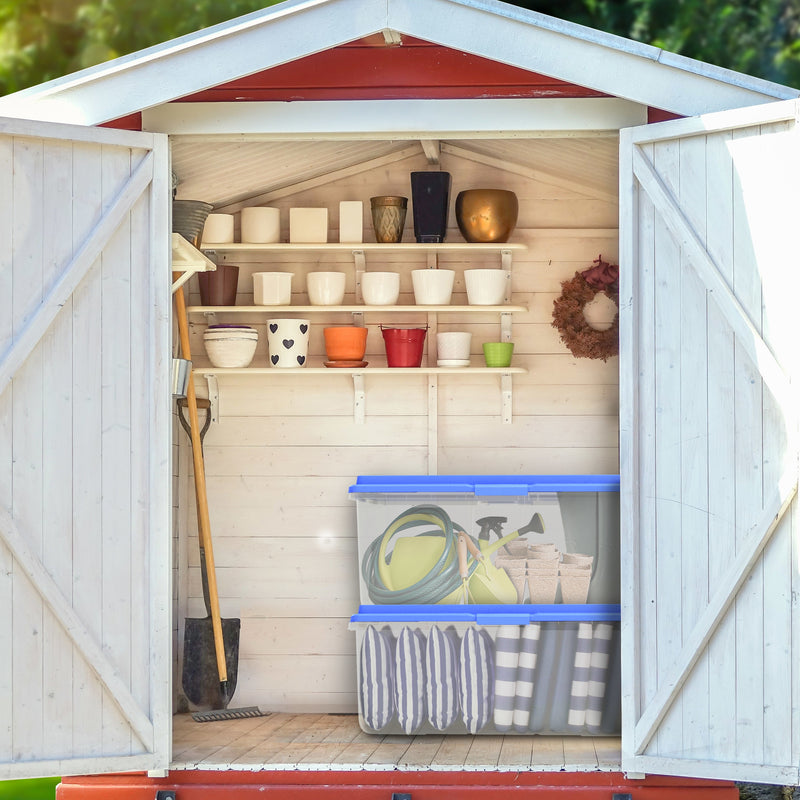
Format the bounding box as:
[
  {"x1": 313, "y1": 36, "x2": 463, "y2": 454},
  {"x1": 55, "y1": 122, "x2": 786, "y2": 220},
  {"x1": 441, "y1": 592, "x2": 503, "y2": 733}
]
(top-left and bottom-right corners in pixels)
[{"x1": 552, "y1": 255, "x2": 619, "y2": 361}]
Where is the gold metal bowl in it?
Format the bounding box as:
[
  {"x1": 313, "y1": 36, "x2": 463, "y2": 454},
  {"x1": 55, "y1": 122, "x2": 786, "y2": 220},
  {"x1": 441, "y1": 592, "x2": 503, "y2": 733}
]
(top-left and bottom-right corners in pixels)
[{"x1": 455, "y1": 189, "x2": 519, "y2": 243}]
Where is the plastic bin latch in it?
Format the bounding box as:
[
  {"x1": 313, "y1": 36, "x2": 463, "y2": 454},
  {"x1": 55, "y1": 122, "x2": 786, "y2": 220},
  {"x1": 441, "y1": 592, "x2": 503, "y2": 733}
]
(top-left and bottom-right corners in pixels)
[{"x1": 474, "y1": 483, "x2": 529, "y2": 496}]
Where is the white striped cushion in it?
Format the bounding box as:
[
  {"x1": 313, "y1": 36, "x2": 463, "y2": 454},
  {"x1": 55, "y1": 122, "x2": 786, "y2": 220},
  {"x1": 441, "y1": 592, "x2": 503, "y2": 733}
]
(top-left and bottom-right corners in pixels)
[
  {"x1": 460, "y1": 627, "x2": 494, "y2": 734},
  {"x1": 425, "y1": 626, "x2": 460, "y2": 731},
  {"x1": 493, "y1": 625, "x2": 521, "y2": 732},
  {"x1": 359, "y1": 625, "x2": 395, "y2": 731},
  {"x1": 395, "y1": 627, "x2": 427, "y2": 734}
]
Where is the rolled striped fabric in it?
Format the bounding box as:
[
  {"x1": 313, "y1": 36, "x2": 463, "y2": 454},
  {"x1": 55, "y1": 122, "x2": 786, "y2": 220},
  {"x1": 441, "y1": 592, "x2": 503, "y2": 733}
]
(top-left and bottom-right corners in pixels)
[
  {"x1": 360, "y1": 625, "x2": 395, "y2": 731},
  {"x1": 395, "y1": 627, "x2": 427, "y2": 734},
  {"x1": 460, "y1": 627, "x2": 495, "y2": 734},
  {"x1": 567, "y1": 621, "x2": 594, "y2": 732},
  {"x1": 512, "y1": 622, "x2": 541, "y2": 731},
  {"x1": 426, "y1": 625, "x2": 460, "y2": 731},
  {"x1": 493, "y1": 625, "x2": 521, "y2": 732},
  {"x1": 585, "y1": 622, "x2": 614, "y2": 733}
]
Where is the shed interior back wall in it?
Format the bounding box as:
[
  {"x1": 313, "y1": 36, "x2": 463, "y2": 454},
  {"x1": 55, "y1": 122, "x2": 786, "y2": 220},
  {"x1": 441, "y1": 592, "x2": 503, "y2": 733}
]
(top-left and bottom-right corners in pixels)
[{"x1": 175, "y1": 139, "x2": 621, "y2": 713}]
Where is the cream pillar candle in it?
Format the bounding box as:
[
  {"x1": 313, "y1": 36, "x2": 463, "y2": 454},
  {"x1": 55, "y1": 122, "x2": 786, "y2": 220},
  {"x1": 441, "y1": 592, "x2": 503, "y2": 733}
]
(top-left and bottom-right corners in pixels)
[
  {"x1": 339, "y1": 200, "x2": 363, "y2": 243},
  {"x1": 241, "y1": 207, "x2": 281, "y2": 243}
]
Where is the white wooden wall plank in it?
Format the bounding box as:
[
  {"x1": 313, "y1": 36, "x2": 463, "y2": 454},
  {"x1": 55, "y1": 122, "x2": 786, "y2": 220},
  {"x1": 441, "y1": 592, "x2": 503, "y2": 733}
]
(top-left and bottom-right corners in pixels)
[
  {"x1": 731, "y1": 125, "x2": 765, "y2": 767},
  {"x1": 70, "y1": 141, "x2": 105, "y2": 758},
  {"x1": 238, "y1": 618, "x2": 355, "y2": 657},
  {"x1": 677, "y1": 131, "x2": 710, "y2": 761},
  {"x1": 704, "y1": 129, "x2": 737, "y2": 761},
  {"x1": 0, "y1": 133, "x2": 13, "y2": 762},
  {"x1": 100, "y1": 145, "x2": 134, "y2": 755},
  {"x1": 650, "y1": 137, "x2": 683, "y2": 757},
  {"x1": 40, "y1": 138, "x2": 76, "y2": 757},
  {"x1": 11, "y1": 135, "x2": 45, "y2": 762}
]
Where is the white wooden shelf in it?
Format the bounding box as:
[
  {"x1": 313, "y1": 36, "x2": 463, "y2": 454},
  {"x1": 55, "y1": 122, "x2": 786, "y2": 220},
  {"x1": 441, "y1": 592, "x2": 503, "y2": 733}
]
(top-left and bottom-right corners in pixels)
[
  {"x1": 187, "y1": 304, "x2": 528, "y2": 315},
  {"x1": 200, "y1": 242, "x2": 528, "y2": 254}
]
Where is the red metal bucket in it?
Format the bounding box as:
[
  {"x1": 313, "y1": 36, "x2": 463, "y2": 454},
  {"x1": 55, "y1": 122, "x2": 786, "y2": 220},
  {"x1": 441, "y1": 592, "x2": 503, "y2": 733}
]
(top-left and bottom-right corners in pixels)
[{"x1": 381, "y1": 326, "x2": 427, "y2": 367}]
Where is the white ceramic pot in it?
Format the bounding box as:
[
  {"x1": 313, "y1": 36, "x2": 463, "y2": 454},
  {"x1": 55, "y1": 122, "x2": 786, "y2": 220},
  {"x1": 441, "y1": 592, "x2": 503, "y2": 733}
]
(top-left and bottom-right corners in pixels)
[
  {"x1": 307, "y1": 271, "x2": 346, "y2": 305},
  {"x1": 241, "y1": 207, "x2": 281, "y2": 243},
  {"x1": 202, "y1": 213, "x2": 235, "y2": 243},
  {"x1": 361, "y1": 271, "x2": 400, "y2": 305},
  {"x1": 411, "y1": 269, "x2": 455, "y2": 305},
  {"x1": 267, "y1": 318, "x2": 310, "y2": 368},
  {"x1": 437, "y1": 331, "x2": 472, "y2": 361},
  {"x1": 253, "y1": 272, "x2": 292, "y2": 305},
  {"x1": 464, "y1": 269, "x2": 508, "y2": 305}
]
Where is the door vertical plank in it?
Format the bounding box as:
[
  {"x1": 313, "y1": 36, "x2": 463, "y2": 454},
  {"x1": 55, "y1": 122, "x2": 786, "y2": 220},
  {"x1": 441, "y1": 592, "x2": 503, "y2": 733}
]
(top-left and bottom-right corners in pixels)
[
  {"x1": 651, "y1": 137, "x2": 683, "y2": 756},
  {"x1": 677, "y1": 132, "x2": 709, "y2": 759},
  {"x1": 11, "y1": 135, "x2": 46, "y2": 761},
  {"x1": 40, "y1": 138, "x2": 76, "y2": 755},
  {"x1": 754, "y1": 120, "x2": 796, "y2": 768},
  {"x1": 634, "y1": 142, "x2": 658, "y2": 728},
  {"x1": 731, "y1": 125, "x2": 765, "y2": 766},
  {"x1": 0, "y1": 131, "x2": 14, "y2": 762},
  {"x1": 704, "y1": 128, "x2": 737, "y2": 761},
  {"x1": 128, "y1": 163, "x2": 151, "y2": 719},
  {"x1": 70, "y1": 141, "x2": 104, "y2": 756},
  {"x1": 100, "y1": 145, "x2": 135, "y2": 754}
]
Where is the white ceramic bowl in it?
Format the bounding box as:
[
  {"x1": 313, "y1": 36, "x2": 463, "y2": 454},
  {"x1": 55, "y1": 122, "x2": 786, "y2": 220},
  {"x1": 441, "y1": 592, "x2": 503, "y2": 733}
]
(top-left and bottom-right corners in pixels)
[
  {"x1": 307, "y1": 271, "x2": 346, "y2": 305},
  {"x1": 361, "y1": 271, "x2": 400, "y2": 305},
  {"x1": 253, "y1": 272, "x2": 292, "y2": 305},
  {"x1": 464, "y1": 269, "x2": 508, "y2": 305},
  {"x1": 203, "y1": 335, "x2": 258, "y2": 368},
  {"x1": 411, "y1": 269, "x2": 455, "y2": 305},
  {"x1": 437, "y1": 331, "x2": 472, "y2": 361}
]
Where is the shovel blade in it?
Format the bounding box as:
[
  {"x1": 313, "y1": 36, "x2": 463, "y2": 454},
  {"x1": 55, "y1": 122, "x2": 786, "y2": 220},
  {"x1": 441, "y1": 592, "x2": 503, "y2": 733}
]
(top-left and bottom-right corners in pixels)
[{"x1": 182, "y1": 616, "x2": 241, "y2": 710}]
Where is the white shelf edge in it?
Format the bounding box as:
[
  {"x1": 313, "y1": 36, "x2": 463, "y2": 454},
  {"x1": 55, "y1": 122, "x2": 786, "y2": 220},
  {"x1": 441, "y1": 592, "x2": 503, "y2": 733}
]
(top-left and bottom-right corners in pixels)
[
  {"x1": 199, "y1": 242, "x2": 528, "y2": 253},
  {"x1": 192, "y1": 366, "x2": 527, "y2": 375},
  {"x1": 187, "y1": 304, "x2": 529, "y2": 314}
]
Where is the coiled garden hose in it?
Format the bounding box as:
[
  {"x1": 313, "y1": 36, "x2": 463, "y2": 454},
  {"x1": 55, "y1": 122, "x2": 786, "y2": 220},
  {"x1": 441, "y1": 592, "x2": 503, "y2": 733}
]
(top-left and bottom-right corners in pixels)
[{"x1": 361, "y1": 504, "x2": 479, "y2": 604}]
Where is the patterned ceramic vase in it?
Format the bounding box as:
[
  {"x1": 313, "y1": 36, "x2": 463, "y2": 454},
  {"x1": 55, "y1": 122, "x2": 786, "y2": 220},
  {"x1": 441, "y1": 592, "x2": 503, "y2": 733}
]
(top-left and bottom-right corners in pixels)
[{"x1": 370, "y1": 196, "x2": 407, "y2": 243}]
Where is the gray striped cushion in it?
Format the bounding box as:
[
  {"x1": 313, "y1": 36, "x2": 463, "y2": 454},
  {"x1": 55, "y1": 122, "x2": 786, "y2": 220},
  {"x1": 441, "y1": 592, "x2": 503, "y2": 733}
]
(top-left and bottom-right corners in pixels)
[
  {"x1": 425, "y1": 626, "x2": 460, "y2": 731},
  {"x1": 395, "y1": 627, "x2": 427, "y2": 734},
  {"x1": 359, "y1": 625, "x2": 395, "y2": 731},
  {"x1": 586, "y1": 622, "x2": 615, "y2": 733},
  {"x1": 493, "y1": 625, "x2": 520, "y2": 732},
  {"x1": 460, "y1": 627, "x2": 494, "y2": 734},
  {"x1": 513, "y1": 623, "x2": 541, "y2": 731},
  {"x1": 567, "y1": 621, "x2": 594, "y2": 732}
]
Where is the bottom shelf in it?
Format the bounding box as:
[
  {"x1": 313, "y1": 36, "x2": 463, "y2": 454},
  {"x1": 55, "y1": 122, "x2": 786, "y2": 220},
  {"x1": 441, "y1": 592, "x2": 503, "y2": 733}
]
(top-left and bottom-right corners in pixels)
[{"x1": 171, "y1": 712, "x2": 622, "y2": 772}]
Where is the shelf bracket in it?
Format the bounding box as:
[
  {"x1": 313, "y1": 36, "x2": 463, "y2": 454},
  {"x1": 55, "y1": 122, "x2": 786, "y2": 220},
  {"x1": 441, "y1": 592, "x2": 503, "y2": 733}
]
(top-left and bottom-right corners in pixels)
[
  {"x1": 353, "y1": 249, "x2": 366, "y2": 306},
  {"x1": 500, "y1": 311, "x2": 513, "y2": 342},
  {"x1": 203, "y1": 310, "x2": 218, "y2": 326},
  {"x1": 352, "y1": 373, "x2": 366, "y2": 424},
  {"x1": 204, "y1": 374, "x2": 220, "y2": 423},
  {"x1": 501, "y1": 249, "x2": 513, "y2": 271},
  {"x1": 426, "y1": 251, "x2": 437, "y2": 269},
  {"x1": 501, "y1": 373, "x2": 513, "y2": 425}
]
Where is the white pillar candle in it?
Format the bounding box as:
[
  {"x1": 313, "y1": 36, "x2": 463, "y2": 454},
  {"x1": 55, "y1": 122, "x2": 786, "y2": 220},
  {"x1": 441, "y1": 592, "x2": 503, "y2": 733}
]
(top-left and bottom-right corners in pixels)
[
  {"x1": 241, "y1": 207, "x2": 281, "y2": 243},
  {"x1": 339, "y1": 200, "x2": 363, "y2": 243},
  {"x1": 202, "y1": 213, "x2": 234, "y2": 243}
]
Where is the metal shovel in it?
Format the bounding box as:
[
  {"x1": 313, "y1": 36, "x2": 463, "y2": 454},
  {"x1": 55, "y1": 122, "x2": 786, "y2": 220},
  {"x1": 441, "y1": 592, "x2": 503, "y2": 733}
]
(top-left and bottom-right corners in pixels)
[{"x1": 173, "y1": 280, "x2": 240, "y2": 711}]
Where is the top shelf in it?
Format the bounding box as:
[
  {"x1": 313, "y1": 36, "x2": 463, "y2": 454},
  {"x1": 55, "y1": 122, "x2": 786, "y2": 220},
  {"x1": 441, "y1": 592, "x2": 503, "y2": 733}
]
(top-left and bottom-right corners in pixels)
[{"x1": 200, "y1": 242, "x2": 528, "y2": 254}]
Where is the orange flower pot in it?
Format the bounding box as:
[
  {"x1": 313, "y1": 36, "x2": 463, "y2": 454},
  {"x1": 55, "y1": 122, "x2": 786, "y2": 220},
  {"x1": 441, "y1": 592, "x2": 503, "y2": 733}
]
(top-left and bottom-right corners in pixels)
[{"x1": 324, "y1": 326, "x2": 368, "y2": 361}]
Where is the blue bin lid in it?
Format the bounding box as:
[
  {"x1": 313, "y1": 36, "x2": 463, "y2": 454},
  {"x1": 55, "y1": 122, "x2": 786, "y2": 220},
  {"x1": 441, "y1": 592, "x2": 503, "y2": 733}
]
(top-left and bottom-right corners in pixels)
[
  {"x1": 350, "y1": 603, "x2": 621, "y2": 625},
  {"x1": 348, "y1": 474, "x2": 620, "y2": 495}
]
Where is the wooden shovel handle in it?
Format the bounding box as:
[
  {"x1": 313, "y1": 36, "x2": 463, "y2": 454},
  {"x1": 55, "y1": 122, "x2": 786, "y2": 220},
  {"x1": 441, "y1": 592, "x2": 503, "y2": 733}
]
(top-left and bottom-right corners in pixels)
[{"x1": 173, "y1": 276, "x2": 228, "y2": 685}]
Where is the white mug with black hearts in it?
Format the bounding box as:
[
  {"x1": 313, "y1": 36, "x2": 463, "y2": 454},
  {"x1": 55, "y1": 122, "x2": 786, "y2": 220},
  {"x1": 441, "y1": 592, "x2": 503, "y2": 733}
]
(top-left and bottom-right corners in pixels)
[{"x1": 267, "y1": 318, "x2": 310, "y2": 368}]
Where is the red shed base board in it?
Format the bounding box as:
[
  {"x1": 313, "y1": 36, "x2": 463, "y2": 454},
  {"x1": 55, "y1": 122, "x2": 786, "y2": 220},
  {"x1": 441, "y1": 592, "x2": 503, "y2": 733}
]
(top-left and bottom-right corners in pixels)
[{"x1": 57, "y1": 770, "x2": 737, "y2": 800}]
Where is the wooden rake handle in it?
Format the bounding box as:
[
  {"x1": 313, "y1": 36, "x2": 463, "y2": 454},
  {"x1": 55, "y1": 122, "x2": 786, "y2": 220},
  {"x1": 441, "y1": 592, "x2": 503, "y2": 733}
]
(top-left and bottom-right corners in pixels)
[{"x1": 172, "y1": 276, "x2": 228, "y2": 685}]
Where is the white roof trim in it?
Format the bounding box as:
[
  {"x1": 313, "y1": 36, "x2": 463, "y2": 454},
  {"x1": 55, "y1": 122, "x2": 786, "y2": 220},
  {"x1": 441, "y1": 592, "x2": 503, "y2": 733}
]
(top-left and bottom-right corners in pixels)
[{"x1": 0, "y1": 0, "x2": 796, "y2": 126}]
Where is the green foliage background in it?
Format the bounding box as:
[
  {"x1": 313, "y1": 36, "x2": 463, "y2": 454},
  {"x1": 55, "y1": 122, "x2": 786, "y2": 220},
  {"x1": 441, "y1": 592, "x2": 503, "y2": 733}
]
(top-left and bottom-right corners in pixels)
[{"x1": 0, "y1": 0, "x2": 798, "y2": 95}]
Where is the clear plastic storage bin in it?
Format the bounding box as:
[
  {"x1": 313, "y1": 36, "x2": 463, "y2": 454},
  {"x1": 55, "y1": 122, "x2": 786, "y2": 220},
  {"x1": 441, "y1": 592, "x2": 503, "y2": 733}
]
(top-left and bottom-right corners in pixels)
[
  {"x1": 349, "y1": 475, "x2": 620, "y2": 606},
  {"x1": 349, "y1": 604, "x2": 621, "y2": 736}
]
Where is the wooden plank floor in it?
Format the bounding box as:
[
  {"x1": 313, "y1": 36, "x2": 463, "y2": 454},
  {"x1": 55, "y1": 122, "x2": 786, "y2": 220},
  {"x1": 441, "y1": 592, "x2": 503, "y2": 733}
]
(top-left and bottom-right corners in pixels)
[{"x1": 171, "y1": 713, "x2": 621, "y2": 772}]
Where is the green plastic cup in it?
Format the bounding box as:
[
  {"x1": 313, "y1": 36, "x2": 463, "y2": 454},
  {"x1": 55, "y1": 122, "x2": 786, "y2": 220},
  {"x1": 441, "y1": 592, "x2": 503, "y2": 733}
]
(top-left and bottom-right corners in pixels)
[{"x1": 483, "y1": 342, "x2": 514, "y2": 367}]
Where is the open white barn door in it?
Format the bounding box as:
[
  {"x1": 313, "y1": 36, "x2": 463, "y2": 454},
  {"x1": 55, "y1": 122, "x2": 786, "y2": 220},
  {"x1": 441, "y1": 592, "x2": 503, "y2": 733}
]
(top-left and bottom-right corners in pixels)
[
  {"x1": 0, "y1": 118, "x2": 171, "y2": 778},
  {"x1": 619, "y1": 99, "x2": 800, "y2": 784}
]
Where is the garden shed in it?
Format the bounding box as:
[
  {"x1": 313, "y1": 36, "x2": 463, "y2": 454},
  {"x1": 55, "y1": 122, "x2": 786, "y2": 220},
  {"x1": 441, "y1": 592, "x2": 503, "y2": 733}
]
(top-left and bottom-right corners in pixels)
[{"x1": 0, "y1": 0, "x2": 799, "y2": 797}]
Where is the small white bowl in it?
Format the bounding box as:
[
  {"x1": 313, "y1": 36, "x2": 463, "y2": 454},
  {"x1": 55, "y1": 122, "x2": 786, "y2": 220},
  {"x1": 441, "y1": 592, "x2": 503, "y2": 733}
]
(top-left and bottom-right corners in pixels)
[
  {"x1": 307, "y1": 271, "x2": 346, "y2": 305},
  {"x1": 361, "y1": 271, "x2": 400, "y2": 305},
  {"x1": 464, "y1": 269, "x2": 508, "y2": 305},
  {"x1": 411, "y1": 269, "x2": 455, "y2": 305}
]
